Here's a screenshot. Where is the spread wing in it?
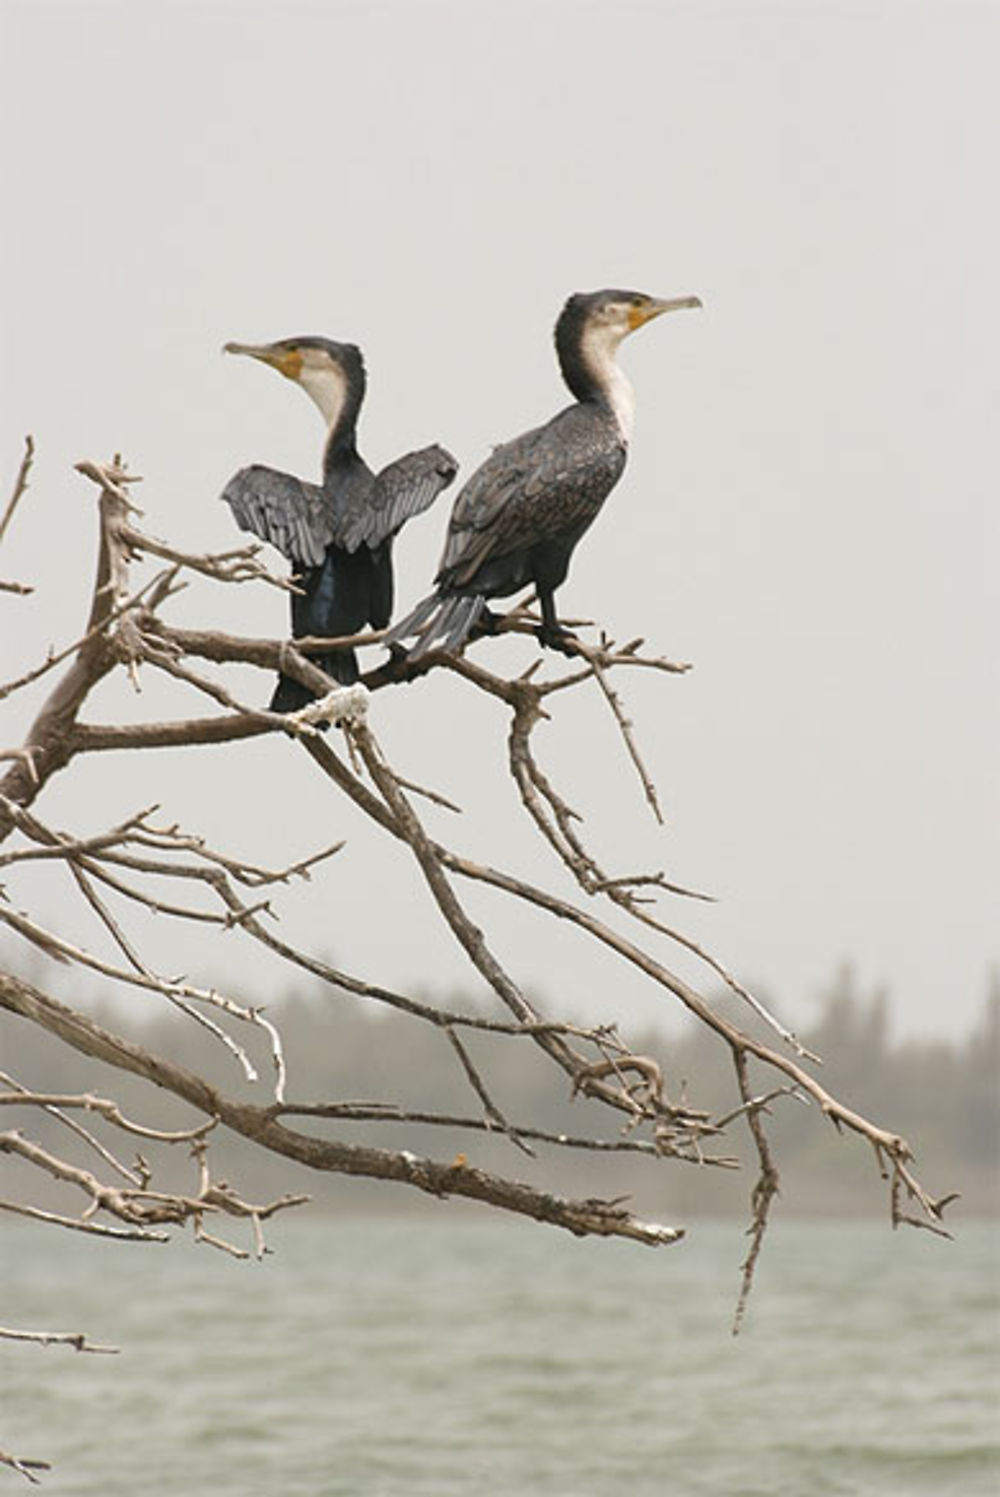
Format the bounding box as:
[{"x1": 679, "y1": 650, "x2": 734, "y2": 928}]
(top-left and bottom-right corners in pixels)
[
  {"x1": 221, "y1": 465, "x2": 334, "y2": 569},
  {"x1": 438, "y1": 407, "x2": 625, "y2": 585},
  {"x1": 338, "y1": 444, "x2": 458, "y2": 553}
]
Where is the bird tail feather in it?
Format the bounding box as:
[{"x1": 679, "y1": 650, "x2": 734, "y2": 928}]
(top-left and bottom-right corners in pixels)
[
  {"x1": 431, "y1": 595, "x2": 484, "y2": 655},
  {"x1": 269, "y1": 648, "x2": 358, "y2": 715},
  {"x1": 383, "y1": 592, "x2": 440, "y2": 647},
  {"x1": 385, "y1": 593, "x2": 484, "y2": 658},
  {"x1": 270, "y1": 674, "x2": 315, "y2": 715}
]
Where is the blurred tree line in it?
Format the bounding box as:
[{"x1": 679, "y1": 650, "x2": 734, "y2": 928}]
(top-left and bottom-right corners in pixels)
[{"x1": 3, "y1": 962, "x2": 996, "y2": 1221}]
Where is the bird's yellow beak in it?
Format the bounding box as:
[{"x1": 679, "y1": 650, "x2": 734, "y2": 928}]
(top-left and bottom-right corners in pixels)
[
  {"x1": 628, "y1": 295, "x2": 703, "y2": 330},
  {"x1": 223, "y1": 341, "x2": 303, "y2": 381}
]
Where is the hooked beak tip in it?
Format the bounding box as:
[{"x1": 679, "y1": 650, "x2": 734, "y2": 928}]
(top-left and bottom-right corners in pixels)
[{"x1": 656, "y1": 295, "x2": 703, "y2": 316}]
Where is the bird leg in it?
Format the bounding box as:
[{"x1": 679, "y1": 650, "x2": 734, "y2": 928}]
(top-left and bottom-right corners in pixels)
[
  {"x1": 472, "y1": 606, "x2": 503, "y2": 637},
  {"x1": 536, "y1": 591, "x2": 578, "y2": 656}
]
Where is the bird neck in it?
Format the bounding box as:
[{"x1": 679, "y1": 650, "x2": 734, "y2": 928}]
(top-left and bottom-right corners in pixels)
[
  {"x1": 322, "y1": 420, "x2": 363, "y2": 483},
  {"x1": 556, "y1": 321, "x2": 635, "y2": 443},
  {"x1": 289, "y1": 350, "x2": 367, "y2": 481},
  {"x1": 317, "y1": 372, "x2": 365, "y2": 482}
]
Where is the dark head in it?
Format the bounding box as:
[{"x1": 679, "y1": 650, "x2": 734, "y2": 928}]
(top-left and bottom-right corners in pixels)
[
  {"x1": 554, "y1": 289, "x2": 702, "y2": 408},
  {"x1": 224, "y1": 335, "x2": 367, "y2": 435}
]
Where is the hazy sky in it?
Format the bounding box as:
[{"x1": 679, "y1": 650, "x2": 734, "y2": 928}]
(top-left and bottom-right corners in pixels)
[{"x1": 1, "y1": 0, "x2": 996, "y2": 1042}]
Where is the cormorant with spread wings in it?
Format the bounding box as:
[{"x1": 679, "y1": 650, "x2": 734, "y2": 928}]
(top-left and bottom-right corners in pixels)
[{"x1": 222, "y1": 335, "x2": 457, "y2": 709}]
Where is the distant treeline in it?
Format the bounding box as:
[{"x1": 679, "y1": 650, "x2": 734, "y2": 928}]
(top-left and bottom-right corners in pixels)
[{"x1": 3, "y1": 966, "x2": 997, "y2": 1221}]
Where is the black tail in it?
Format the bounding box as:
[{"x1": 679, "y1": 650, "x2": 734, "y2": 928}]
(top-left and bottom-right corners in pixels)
[{"x1": 269, "y1": 647, "x2": 358, "y2": 715}]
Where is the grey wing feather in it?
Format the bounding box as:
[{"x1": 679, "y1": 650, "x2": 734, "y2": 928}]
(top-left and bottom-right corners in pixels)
[
  {"x1": 221, "y1": 465, "x2": 334, "y2": 569},
  {"x1": 438, "y1": 408, "x2": 625, "y2": 583},
  {"x1": 339, "y1": 444, "x2": 458, "y2": 553}
]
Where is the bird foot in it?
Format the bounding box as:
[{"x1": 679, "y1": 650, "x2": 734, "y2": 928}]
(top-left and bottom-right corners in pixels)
[
  {"x1": 536, "y1": 623, "x2": 579, "y2": 656},
  {"x1": 479, "y1": 607, "x2": 503, "y2": 635}
]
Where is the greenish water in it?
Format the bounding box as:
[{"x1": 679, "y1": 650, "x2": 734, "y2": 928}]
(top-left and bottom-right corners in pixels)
[{"x1": 2, "y1": 1216, "x2": 998, "y2": 1495}]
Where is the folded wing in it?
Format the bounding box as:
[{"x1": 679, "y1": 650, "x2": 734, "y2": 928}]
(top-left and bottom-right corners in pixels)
[{"x1": 437, "y1": 409, "x2": 625, "y2": 588}]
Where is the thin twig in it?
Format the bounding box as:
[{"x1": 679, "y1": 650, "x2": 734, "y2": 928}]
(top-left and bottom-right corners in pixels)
[
  {"x1": 0, "y1": 1327, "x2": 118, "y2": 1354},
  {"x1": 0, "y1": 1198, "x2": 169, "y2": 1242},
  {"x1": 732, "y1": 1050, "x2": 781, "y2": 1335},
  {"x1": 0, "y1": 1446, "x2": 51, "y2": 1485},
  {"x1": 0, "y1": 436, "x2": 35, "y2": 547}
]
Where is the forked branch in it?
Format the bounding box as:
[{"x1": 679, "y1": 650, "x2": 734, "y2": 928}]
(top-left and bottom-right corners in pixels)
[{"x1": 1, "y1": 449, "x2": 953, "y2": 1334}]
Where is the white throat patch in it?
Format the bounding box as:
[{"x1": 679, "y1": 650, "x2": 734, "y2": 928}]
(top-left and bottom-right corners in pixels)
[
  {"x1": 579, "y1": 321, "x2": 635, "y2": 443},
  {"x1": 297, "y1": 357, "x2": 349, "y2": 431}
]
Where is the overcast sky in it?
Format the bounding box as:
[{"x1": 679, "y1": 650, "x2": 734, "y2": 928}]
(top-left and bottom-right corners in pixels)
[{"x1": 1, "y1": 0, "x2": 996, "y2": 1042}]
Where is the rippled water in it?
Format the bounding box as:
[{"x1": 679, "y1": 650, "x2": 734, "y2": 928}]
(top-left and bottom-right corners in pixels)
[{"x1": 3, "y1": 1215, "x2": 998, "y2": 1495}]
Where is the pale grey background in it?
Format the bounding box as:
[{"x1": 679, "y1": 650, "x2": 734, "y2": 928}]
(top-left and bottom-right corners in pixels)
[{"x1": 1, "y1": 0, "x2": 996, "y2": 1039}]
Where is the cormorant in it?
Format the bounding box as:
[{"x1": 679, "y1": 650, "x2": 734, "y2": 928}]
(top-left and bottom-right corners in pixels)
[
  {"x1": 386, "y1": 288, "x2": 700, "y2": 657},
  {"x1": 221, "y1": 336, "x2": 457, "y2": 709}
]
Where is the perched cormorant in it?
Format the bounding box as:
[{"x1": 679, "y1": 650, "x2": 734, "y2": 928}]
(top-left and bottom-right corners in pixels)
[
  {"x1": 221, "y1": 336, "x2": 457, "y2": 709},
  {"x1": 386, "y1": 288, "x2": 700, "y2": 657}
]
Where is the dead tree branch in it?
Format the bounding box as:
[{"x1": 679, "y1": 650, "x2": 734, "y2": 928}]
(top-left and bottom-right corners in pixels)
[
  {"x1": 0, "y1": 1446, "x2": 51, "y2": 1486},
  {"x1": 0, "y1": 435, "x2": 35, "y2": 549},
  {"x1": 0, "y1": 1328, "x2": 118, "y2": 1354},
  {"x1": 0, "y1": 447, "x2": 953, "y2": 1366},
  {"x1": 0, "y1": 969, "x2": 683, "y2": 1247}
]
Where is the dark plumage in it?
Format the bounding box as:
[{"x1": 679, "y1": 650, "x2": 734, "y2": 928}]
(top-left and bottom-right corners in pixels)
[
  {"x1": 221, "y1": 336, "x2": 457, "y2": 709},
  {"x1": 387, "y1": 288, "x2": 700, "y2": 657}
]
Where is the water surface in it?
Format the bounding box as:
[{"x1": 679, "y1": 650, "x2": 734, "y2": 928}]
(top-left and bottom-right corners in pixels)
[{"x1": 3, "y1": 1215, "x2": 998, "y2": 1495}]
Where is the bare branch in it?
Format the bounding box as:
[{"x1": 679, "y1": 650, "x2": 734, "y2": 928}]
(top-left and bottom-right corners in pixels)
[
  {"x1": 0, "y1": 1075, "x2": 217, "y2": 1143},
  {"x1": 731, "y1": 1051, "x2": 782, "y2": 1335},
  {"x1": 0, "y1": 436, "x2": 35, "y2": 548},
  {"x1": 0, "y1": 1327, "x2": 118, "y2": 1354},
  {"x1": 0, "y1": 448, "x2": 955, "y2": 1366},
  {"x1": 0, "y1": 1445, "x2": 51, "y2": 1485},
  {"x1": 0, "y1": 567, "x2": 181, "y2": 704},
  {"x1": 0, "y1": 1199, "x2": 170, "y2": 1241},
  {"x1": 274, "y1": 1099, "x2": 736, "y2": 1164},
  {"x1": 119, "y1": 520, "x2": 295, "y2": 591},
  {"x1": 442, "y1": 1024, "x2": 535, "y2": 1156},
  {"x1": 583, "y1": 640, "x2": 664, "y2": 822},
  {"x1": 0, "y1": 969, "x2": 685, "y2": 1246},
  {"x1": 0, "y1": 903, "x2": 281, "y2": 1089}
]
